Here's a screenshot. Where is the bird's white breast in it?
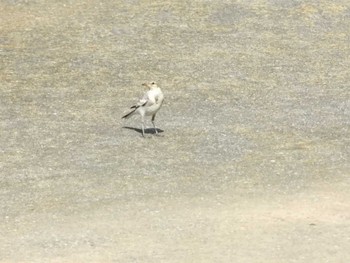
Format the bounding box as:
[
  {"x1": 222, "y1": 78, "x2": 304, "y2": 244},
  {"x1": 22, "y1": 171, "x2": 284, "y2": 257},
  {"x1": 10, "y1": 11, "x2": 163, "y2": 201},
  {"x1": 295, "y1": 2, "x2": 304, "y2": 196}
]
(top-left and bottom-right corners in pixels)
[{"x1": 144, "y1": 88, "x2": 164, "y2": 116}]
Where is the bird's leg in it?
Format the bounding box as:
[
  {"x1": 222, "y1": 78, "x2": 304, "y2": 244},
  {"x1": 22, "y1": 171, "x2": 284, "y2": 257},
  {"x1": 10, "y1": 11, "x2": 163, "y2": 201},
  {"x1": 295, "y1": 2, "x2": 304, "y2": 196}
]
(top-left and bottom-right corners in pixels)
[
  {"x1": 141, "y1": 115, "x2": 145, "y2": 137},
  {"x1": 151, "y1": 114, "x2": 158, "y2": 135}
]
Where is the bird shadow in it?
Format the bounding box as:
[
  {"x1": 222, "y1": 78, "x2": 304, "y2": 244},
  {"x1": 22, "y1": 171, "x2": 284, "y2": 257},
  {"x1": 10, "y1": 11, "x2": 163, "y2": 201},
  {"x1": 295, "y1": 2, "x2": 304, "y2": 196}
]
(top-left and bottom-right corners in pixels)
[{"x1": 122, "y1": 126, "x2": 164, "y2": 135}]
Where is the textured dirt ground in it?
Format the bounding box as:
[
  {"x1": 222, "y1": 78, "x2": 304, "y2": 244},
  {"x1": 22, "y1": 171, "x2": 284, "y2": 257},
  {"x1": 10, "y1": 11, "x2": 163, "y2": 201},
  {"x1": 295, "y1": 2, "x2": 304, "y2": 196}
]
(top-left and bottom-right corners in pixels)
[{"x1": 1, "y1": 0, "x2": 349, "y2": 262}]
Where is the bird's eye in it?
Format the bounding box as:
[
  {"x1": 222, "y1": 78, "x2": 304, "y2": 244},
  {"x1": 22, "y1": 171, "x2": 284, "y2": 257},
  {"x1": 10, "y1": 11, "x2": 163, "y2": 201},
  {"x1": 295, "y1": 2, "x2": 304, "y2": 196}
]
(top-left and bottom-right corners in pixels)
[{"x1": 151, "y1": 82, "x2": 155, "y2": 85}]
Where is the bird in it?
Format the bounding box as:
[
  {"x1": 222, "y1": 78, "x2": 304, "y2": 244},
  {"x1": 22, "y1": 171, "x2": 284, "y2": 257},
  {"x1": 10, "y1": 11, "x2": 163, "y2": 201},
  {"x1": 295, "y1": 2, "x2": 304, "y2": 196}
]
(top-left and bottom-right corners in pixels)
[{"x1": 122, "y1": 82, "x2": 164, "y2": 137}]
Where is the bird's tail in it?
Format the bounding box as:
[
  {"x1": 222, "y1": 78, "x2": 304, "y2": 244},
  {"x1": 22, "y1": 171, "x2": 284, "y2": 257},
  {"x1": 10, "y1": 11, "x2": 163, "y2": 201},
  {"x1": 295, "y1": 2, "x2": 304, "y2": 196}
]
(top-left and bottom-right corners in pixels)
[{"x1": 122, "y1": 109, "x2": 136, "y2": 119}]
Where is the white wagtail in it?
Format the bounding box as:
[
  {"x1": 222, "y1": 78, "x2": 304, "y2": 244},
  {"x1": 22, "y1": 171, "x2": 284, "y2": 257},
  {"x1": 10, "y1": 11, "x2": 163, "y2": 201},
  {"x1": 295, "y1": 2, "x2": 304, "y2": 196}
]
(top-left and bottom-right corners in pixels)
[{"x1": 122, "y1": 82, "x2": 164, "y2": 137}]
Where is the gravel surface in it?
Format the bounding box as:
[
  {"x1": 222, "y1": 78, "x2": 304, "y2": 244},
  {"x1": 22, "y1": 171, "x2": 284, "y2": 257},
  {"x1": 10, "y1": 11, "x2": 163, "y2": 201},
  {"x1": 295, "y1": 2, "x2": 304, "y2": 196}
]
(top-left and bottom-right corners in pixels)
[{"x1": 1, "y1": 0, "x2": 349, "y2": 262}]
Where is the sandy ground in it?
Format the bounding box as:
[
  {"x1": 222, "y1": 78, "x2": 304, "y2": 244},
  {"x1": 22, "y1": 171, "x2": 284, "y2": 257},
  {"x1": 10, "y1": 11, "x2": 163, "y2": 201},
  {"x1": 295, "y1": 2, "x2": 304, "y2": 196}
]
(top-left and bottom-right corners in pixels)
[{"x1": 0, "y1": 0, "x2": 349, "y2": 262}]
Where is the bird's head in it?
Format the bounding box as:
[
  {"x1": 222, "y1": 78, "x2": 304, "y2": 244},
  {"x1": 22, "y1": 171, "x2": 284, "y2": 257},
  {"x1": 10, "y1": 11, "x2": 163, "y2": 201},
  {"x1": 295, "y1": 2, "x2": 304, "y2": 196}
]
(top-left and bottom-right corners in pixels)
[{"x1": 142, "y1": 81, "x2": 158, "y2": 89}]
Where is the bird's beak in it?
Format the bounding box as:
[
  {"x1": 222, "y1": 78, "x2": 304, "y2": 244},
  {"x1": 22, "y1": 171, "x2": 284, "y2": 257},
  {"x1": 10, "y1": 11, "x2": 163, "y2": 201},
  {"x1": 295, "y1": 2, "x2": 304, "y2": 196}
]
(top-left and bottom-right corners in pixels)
[{"x1": 142, "y1": 83, "x2": 150, "y2": 88}]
